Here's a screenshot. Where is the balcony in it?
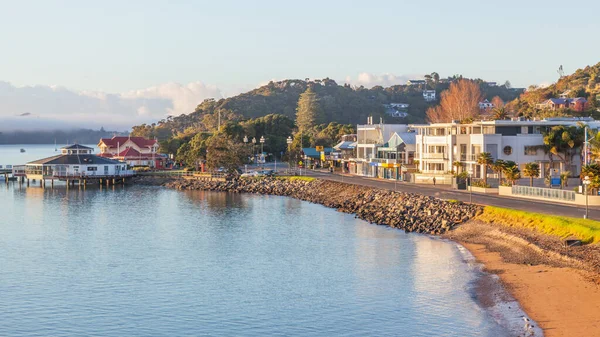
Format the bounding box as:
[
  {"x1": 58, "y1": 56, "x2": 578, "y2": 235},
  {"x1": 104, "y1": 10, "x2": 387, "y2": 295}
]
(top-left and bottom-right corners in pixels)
[
  {"x1": 421, "y1": 153, "x2": 447, "y2": 160},
  {"x1": 460, "y1": 154, "x2": 478, "y2": 161},
  {"x1": 370, "y1": 158, "x2": 397, "y2": 164}
]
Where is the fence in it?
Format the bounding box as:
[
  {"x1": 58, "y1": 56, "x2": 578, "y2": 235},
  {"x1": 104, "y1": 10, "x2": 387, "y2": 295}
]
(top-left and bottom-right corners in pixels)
[{"x1": 511, "y1": 185, "x2": 576, "y2": 202}]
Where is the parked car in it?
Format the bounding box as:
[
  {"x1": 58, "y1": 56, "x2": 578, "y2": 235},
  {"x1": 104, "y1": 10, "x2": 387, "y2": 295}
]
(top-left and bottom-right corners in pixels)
[
  {"x1": 240, "y1": 171, "x2": 260, "y2": 178},
  {"x1": 258, "y1": 169, "x2": 276, "y2": 176}
]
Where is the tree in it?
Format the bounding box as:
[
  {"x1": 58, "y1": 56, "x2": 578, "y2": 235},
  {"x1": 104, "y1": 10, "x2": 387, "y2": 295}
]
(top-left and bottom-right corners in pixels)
[
  {"x1": 523, "y1": 162, "x2": 540, "y2": 187},
  {"x1": 452, "y1": 160, "x2": 463, "y2": 174},
  {"x1": 476, "y1": 152, "x2": 494, "y2": 185},
  {"x1": 503, "y1": 80, "x2": 512, "y2": 89},
  {"x1": 491, "y1": 106, "x2": 508, "y2": 120},
  {"x1": 205, "y1": 134, "x2": 249, "y2": 173},
  {"x1": 296, "y1": 87, "x2": 322, "y2": 132},
  {"x1": 543, "y1": 125, "x2": 585, "y2": 171},
  {"x1": 491, "y1": 96, "x2": 504, "y2": 109},
  {"x1": 491, "y1": 159, "x2": 506, "y2": 184},
  {"x1": 431, "y1": 72, "x2": 440, "y2": 84},
  {"x1": 503, "y1": 163, "x2": 521, "y2": 185},
  {"x1": 426, "y1": 79, "x2": 483, "y2": 123}
]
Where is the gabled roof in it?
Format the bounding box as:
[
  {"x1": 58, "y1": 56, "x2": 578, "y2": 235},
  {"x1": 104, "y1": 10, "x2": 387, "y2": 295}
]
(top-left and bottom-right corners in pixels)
[
  {"x1": 62, "y1": 144, "x2": 93, "y2": 150},
  {"x1": 99, "y1": 136, "x2": 158, "y2": 148},
  {"x1": 27, "y1": 154, "x2": 122, "y2": 166},
  {"x1": 334, "y1": 141, "x2": 356, "y2": 151}
]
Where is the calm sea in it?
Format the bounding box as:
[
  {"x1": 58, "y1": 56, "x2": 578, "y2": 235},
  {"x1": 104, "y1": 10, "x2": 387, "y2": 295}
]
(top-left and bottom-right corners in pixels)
[{"x1": 0, "y1": 145, "x2": 519, "y2": 336}]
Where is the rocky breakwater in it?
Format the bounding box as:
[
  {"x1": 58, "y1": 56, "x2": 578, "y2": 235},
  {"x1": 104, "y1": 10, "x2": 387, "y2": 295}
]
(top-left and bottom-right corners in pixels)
[{"x1": 166, "y1": 177, "x2": 482, "y2": 235}]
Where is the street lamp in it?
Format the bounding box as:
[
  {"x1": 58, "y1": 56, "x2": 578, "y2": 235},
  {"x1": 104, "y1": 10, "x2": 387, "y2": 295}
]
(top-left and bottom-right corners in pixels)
[
  {"x1": 584, "y1": 175, "x2": 591, "y2": 219},
  {"x1": 468, "y1": 168, "x2": 473, "y2": 204},
  {"x1": 243, "y1": 136, "x2": 249, "y2": 172},
  {"x1": 287, "y1": 136, "x2": 293, "y2": 171},
  {"x1": 259, "y1": 136, "x2": 265, "y2": 169},
  {"x1": 252, "y1": 137, "x2": 257, "y2": 165}
]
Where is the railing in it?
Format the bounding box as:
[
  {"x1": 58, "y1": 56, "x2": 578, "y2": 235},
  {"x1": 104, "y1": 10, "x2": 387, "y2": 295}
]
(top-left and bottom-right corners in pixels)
[
  {"x1": 422, "y1": 153, "x2": 446, "y2": 159},
  {"x1": 369, "y1": 158, "x2": 397, "y2": 164},
  {"x1": 511, "y1": 185, "x2": 576, "y2": 202},
  {"x1": 0, "y1": 165, "x2": 14, "y2": 171},
  {"x1": 460, "y1": 154, "x2": 478, "y2": 161},
  {"x1": 52, "y1": 170, "x2": 136, "y2": 178}
]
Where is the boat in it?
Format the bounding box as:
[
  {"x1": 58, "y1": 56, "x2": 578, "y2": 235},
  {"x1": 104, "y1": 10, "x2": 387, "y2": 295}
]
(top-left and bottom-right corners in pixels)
[{"x1": 20, "y1": 148, "x2": 25, "y2": 153}]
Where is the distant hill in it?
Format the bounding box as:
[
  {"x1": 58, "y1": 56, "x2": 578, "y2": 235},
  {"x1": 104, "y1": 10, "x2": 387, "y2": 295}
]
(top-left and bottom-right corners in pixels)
[
  {"x1": 0, "y1": 128, "x2": 127, "y2": 145},
  {"x1": 132, "y1": 76, "x2": 520, "y2": 139},
  {"x1": 509, "y1": 62, "x2": 600, "y2": 116}
]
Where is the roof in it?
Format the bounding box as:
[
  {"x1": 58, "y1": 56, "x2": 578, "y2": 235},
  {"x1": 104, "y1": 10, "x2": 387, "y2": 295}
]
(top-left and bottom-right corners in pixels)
[
  {"x1": 302, "y1": 147, "x2": 333, "y2": 158},
  {"x1": 334, "y1": 141, "x2": 356, "y2": 151},
  {"x1": 99, "y1": 136, "x2": 157, "y2": 148},
  {"x1": 396, "y1": 132, "x2": 416, "y2": 145},
  {"x1": 27, "y1": 154, "x2": 123, "y2": 166},
  {"x1": 62, "y1": 144, "x2": 93, "y2": 150}
]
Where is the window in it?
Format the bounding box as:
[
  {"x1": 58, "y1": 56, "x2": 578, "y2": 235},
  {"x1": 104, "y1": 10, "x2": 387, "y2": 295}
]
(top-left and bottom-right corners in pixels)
[
  {"x1": 503, "y1": 146, "x2": 513, "y2": 155},
  {"x1": 87, "y1": 166, "x2": 98, "y2": 171},
  {"x1": 524, "y1": 146, "x2": 537, "y2": 155}
]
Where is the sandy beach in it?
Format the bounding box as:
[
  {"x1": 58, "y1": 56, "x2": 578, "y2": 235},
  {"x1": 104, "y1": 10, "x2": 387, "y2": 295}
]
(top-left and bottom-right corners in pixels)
[{"x1": 447, "y1": 221, "x2": 600, "y2": 337}]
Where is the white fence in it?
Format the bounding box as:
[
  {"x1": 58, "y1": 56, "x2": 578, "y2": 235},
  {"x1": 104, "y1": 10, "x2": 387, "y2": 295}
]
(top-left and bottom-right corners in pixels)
[{"x1": 511, "y1": 185, "x2": 576, "y2": 202}]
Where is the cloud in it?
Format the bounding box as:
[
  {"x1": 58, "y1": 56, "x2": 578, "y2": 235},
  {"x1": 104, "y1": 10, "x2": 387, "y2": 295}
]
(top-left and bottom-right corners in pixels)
[
  {"x1": 0, "y1": 81, "x2": 223, "y2": 131},
  {"x1": 343, "y1": 72, "x2": 418, "y2": 88}
]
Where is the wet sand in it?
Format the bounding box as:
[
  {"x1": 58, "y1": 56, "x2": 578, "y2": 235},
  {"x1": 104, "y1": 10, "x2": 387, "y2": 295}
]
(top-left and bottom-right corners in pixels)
[{"x1": 447, "y1": 221, "x2": 600, "y2": 337}]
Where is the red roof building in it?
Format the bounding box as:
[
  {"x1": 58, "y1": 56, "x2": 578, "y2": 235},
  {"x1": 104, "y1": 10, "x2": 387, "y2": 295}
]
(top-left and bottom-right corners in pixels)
[{"x1": 98, "y1": 136, "x2": 164, "y2": 168}]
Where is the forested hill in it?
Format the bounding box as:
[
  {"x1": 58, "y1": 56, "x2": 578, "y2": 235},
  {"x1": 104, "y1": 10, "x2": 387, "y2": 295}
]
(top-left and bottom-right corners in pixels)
[
  {"x1": 132, "y1": 77, "x2": 520, "y2": 140},
  {"x1": 509, "y1": 62, "x2": 600, "y2": 116}
]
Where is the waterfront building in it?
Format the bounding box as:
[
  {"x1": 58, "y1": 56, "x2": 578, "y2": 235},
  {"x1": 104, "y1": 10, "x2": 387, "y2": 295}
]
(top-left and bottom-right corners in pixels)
[
  {"x1": 352, "y1": 122, "x2": 415, "y2": 178},
  {"x1": 24, "y1": 144, "x2": 131, "y2": 181},
  {"x1": 98, "y1": 136, "x2": 165, "y2": 168},
  {"x1": 412, "y1": 117, "x2": 599, "y2": 179}
]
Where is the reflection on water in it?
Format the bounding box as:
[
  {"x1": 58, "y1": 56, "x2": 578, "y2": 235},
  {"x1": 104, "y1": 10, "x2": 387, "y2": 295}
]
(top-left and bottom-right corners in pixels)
[{"x1": 0, "y1": 184, "x2": 509, "y2": 336}]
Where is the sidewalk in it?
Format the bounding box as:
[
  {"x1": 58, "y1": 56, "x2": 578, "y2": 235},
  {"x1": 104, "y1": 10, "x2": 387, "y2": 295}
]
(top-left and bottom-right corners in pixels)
[{"x1": 304, "y1": 171, "x2": 600, "y2": 220}]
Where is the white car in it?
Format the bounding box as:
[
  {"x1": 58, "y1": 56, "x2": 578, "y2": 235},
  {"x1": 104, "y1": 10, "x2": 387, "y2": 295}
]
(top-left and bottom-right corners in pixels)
[{"x1": 240, "y1": 170, "x2": 266, "y2": 178}]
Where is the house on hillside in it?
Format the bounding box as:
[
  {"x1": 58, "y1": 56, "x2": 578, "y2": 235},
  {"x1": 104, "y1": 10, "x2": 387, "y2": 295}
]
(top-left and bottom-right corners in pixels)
[
  {"x1": 384, "y1": 103, "x2": 410, "y2": 118},
  {"x1": 407, "y1": 80, "x2": 426, "y2": 86},
  {"x1": 485, "y1": 82, "x2": 497, "y2": 87},
  {"x1": 423, "y1": 90, "x2": 436, "y2": 102},
  {"x1": 98, "y1": 136, "x2": 165, "y2": 168},
  {"x1": 536, "y1": 97, "x2": 589, "y2": 112},
  {"x1": 479, "y1": 99, "x2": 494, "y2": 113}
]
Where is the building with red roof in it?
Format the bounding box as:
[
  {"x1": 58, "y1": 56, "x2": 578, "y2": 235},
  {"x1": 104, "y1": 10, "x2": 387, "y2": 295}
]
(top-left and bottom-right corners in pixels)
[{"x1": 98, "y1": 136, "x2": 165, "y2": 168}]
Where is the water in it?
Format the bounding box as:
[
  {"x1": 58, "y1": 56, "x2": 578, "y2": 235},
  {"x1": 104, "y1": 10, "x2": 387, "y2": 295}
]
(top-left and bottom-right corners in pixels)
[
  {"x1": 0, "y1": 145, "x2": 515, "y2": 336},
  {"x1": 0, "y1": 144, "x2": 96, "y2": 166}
]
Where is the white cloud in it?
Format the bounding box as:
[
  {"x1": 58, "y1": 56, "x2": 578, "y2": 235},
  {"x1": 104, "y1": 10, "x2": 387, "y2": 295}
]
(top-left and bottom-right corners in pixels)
[
  {"x1": 343, "y1": 72, "x2": 419, "y2": 88},
  {"x1": 0, "y1": 81, "x2": 223, "y2": 131}
]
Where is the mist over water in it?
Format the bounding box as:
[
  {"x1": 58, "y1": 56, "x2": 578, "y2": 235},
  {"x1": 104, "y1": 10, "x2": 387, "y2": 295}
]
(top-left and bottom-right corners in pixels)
[{"x1": 0, "y1": 174, "x2": 511, "y2": 336}]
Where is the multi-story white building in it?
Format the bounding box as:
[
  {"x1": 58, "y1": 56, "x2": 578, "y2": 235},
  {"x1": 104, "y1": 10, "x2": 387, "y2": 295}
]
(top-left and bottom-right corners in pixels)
[
  {"x1": 412, "y1": 117, "x2": 598, "y2": 179},
  {"x1": 352, "y1": 121, "x2": 415, "y2": 178}
]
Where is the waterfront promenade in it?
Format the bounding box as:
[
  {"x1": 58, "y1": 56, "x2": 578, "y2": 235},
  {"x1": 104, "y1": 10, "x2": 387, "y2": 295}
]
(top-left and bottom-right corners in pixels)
[{"x1": 305, "y1": 170, "x2": 600, "y2": 221}]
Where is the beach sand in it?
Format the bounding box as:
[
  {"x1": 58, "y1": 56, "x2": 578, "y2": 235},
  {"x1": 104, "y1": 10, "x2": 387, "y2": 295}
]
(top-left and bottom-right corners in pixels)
[{"x1": 447, "y1": 221, "x2": 600, "y2": 337}]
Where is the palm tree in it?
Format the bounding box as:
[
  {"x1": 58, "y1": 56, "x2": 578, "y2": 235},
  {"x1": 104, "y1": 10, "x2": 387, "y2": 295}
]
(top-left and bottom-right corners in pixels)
[
  {"x1": 452, "y1": 160, "x2": 463, "y2": 174},
  {"x1": 543, "y1": 125, "x2": 585, "y2": 171},
  {"x1": 476, "y1": 152, "x2": 494, "y2": 185},
  {"x1": 491, "y1": 106, "x2": 508, "y2": 120},
  {"x1": 523, "y1": 162, "x2": 540, "y2": 187},
  {"x1": 503, "y1": 163, "x2": 521, "y2": 185},
  {"x1": 491, "y1": 159, "x2": 506, "y2": 185}
]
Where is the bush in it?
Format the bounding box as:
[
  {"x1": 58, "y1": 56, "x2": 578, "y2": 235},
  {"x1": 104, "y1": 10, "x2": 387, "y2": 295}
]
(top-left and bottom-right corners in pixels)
[{"x1": 471, "y1": 180, "x2": 491, "y2": 188}]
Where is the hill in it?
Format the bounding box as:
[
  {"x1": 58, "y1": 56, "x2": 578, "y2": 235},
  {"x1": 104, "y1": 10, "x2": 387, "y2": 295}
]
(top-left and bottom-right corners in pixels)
[
  {"x1": 509, "y1": 62, "x2": 600, "y2": 117},
  {"x1": 132, "y1": 76, "x2": 520, "y2": 140}
]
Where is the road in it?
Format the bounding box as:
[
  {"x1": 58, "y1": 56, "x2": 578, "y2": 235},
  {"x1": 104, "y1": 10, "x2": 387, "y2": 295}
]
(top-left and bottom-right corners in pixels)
[{"x1": 303, "y1": 170, "x2": 600, "y2": 221}]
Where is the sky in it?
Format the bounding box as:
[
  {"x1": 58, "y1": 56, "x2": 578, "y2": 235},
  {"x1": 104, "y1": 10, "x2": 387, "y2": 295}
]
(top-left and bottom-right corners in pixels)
[{"x1": 0, "y1": 0, "x2": 599, "y2": 130}]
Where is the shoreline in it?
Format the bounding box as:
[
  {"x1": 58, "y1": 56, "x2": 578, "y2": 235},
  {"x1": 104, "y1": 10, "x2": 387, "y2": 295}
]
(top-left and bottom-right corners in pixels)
[{"x1": 139, "y1": 175, "x2": 600, "y2": 336}]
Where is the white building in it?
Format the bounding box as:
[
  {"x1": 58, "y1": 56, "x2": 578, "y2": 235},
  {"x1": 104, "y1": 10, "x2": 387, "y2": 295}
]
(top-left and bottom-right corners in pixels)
[
  {"x1": 25, "y1": 144, "x2": 132, "y2": 182},
  {"x1": 423, "y1": 90, "x2": 436, "y2": 102},
  {"x1": 352, "y1": 121, "x2": 415, "y2": 177},
  {"x1": 479, "y1": 99, "x2": 494, "y2": 112},
  {"x1": 412, "y1": 117, "x2": 598, "y2": 178},
  {"x1": 384, "y1": 103, "x2": 410, "y2": 118}
]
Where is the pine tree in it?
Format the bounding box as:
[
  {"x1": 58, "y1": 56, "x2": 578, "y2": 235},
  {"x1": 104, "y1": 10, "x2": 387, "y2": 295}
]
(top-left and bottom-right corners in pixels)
[{"x1": 295, "y1": 87, "x2": 321, "y2": 132}]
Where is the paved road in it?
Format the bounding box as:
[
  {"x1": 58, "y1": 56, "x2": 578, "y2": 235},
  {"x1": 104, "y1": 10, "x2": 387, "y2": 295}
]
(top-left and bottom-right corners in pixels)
[{"x1": 304, "y1": 170, "x2": 600, "y2": 221}]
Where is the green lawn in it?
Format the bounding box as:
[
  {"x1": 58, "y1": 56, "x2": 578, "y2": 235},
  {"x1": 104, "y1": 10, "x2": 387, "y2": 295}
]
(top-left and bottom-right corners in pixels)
[{"x1": 477, "y1": 206, "x2": 600, "y2": 244}]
